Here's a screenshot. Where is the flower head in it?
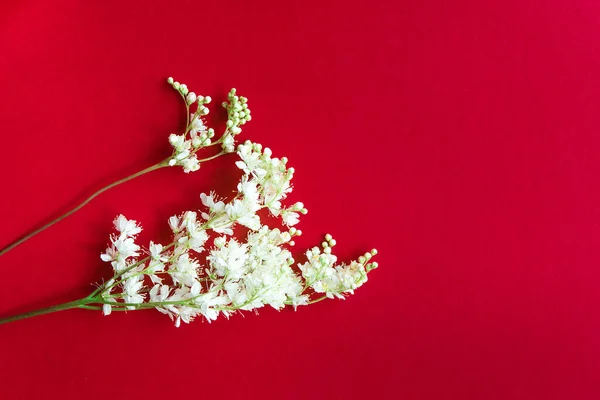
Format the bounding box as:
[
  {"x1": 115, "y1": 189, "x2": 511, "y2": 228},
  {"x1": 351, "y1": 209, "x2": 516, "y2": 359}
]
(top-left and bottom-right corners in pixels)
[{"x1": 95, "y1": 81, "x2": 378, "y2": 327}]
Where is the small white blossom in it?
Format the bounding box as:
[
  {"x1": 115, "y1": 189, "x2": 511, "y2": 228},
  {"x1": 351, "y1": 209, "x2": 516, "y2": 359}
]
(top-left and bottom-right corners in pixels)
[
  {"x1": 168, "y1": 215, "x2": 181, "y2": 232},
  {"x1": 122, "y1": 276, "x2": 145, "y2": 309},
  {"x1": 222, "y1": 134, "x2": 235, "y2": 153},
  {"x1": 208, "y1": 239, "x2": 248, "y2": 280},
  {"x1": 168, "y1": 134, "x2": 190, "y2": 153},
  {"x1": 102, "y1": 304, "x2": 112, "y2": 316},
  {"x1": 112, "y1": 237, "x2": 140, "y2": 259},
  {"x1": 189, "y1": 114, "x2": 206, "y2": 136},
  {"x1": 180, "y1": 155, "x2": 200, "y2": 173},
  {"x1": 170, "y1": 253, "x2": 199, "y2": 287},
  {"x1": 281, "y1": 210, "x2": 300, "y2": 226},
  {"x1": 114, "y1": 215, "x2": 142, "y2": 238}
]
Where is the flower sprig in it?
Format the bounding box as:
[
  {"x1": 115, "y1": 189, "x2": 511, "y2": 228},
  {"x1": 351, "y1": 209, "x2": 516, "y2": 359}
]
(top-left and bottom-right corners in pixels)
[
  {"x1": 94, "y1": 141, "x2": 377, "y2": 326},
  {"x1": 0, "y1": 78, "x2": 379, "y2": 327},
  {"x1": 0, "y1": 79, "x2": 250, "y2": 256}
]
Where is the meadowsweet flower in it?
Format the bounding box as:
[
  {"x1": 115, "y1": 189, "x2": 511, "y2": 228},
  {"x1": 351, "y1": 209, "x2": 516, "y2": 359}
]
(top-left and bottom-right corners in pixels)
[
  {"x1": 122, "y1": 276, "x2": 145, "y2": 309},
  {"x1": 114, "y1": 215, "x2": 142, "y2": 237},
  {"x1": 95, "y1": 140, "x2": 377, "y2": 326},
  {"x1": 298, "y1": 237, "x2": 376, "y2": 299},
  {"x1": 179, "y1": 155, "x2": 200, "y2": 173},
  {"x1": 100, "y1": 215, "x2": 143, "y2": 273},
  {"x1": 149, "y1": 284, "x2": 168, "y2": 301},
  {"x1": 0, "y1": 79, "x2": 378, "y2": 329},
  {"x1": 93, "y1": 82, "x2": 378, "y2": 327},
  {"x1": 168, "y1": 134, "x2": 190, "y2": 154},
  {"x1": 222, "y1": 134, "x2": 235, "y2": 153},
  {"x1": 189, "y1": 114, "x2": 206, "y2": 136},
  {"x1": 112, "y1": 237, "x2": 140, "y2": 260},
  {"x1": 281, "y1": 210, "x2": 300, "y2": 226},
  {"x1": 208, "y1": 238, "x2": 248, "y2": 279},
  {"x1": 168, "y1": 215, "x2": 181, "y2": 232}
]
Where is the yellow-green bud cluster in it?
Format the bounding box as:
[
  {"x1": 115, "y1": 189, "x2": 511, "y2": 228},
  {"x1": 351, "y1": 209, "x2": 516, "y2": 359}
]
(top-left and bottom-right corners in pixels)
[
  {"x1": 363, "y1": 249, "x2": 378, "y2": 272},
  {"x1": 191, "y1": 128, "x2": 216, "y2": 149},
  {"x1": 288, "y1": 226, "x2": 303, "y2": 247},
  {"x1": 223, "y1": 88, "x2": 251, "y2": 135},
  {"x1": 168, "y1": 77, "x2": 191, "y2": 96},
  {"x1": 322, "y1": 234, "x2": 336, "y2": 254},
  {"x1": 196, "y1": 95, "x2": 212, "y2": 115}
]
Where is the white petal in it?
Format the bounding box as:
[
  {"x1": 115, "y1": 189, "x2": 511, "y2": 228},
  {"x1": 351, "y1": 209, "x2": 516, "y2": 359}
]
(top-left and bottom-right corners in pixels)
[{"x1": 102, "y1": 304, "x2": 112, "y2": 316}]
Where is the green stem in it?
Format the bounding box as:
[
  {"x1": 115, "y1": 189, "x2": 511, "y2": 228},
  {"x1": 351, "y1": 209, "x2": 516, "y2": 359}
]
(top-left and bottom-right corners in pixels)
[
  {"x1": 307, "y1": 296, "x2": 328, "y2": 305},
  {"x1": 0, "y1": 158, "x2": 171, "y2": 257},
  {"x1": 199, "y1": 151, "x2": 225, "y2": 163},
  {"x1": 0, "y1": 297, "x2": 96, "y2": 325},
  {"x1": 0, "y1": 292, "x2": 331, "y2": 326}
]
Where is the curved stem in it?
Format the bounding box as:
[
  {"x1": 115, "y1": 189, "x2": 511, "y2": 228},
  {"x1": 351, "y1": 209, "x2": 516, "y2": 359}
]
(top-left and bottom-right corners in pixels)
[
  {"x1": 198, "y1": 151, "x2": 225, "y2": 163},
  {"x1": 307, "y1": 296, "x2": 328, "y2": 305},
  {"x1": 0, "y1": 158, "x2": 171, "y2": 257}
]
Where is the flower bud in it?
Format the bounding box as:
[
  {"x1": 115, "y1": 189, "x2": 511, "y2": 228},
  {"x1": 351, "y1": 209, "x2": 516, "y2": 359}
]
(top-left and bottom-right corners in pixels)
[{"x1": 186, "y1": 92, "x2": 197, "y2": 105}]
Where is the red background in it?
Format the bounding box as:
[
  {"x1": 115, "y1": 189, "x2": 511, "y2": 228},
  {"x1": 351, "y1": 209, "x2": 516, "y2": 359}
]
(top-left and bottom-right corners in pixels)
[{"x1": 1, "y1": 1, "x2": 599, "y2": 399}]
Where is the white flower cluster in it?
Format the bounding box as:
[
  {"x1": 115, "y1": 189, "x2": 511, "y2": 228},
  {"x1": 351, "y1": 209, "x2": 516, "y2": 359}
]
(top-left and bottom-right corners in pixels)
[
  {"x1": 299, "y1": 235, "x2": 378, "y2": 299},
  {"x1": 0, "y1": 78, "x2": 380, "y2": 328},
  {"x1": 99, "y1": 143, "x2": 378, "y2": 327}
]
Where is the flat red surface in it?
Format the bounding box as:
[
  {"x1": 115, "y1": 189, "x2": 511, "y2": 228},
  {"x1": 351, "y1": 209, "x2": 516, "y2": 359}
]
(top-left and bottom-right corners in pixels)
[{"x1": 1, "y1": 1, "x2": 599, "y2": 399}]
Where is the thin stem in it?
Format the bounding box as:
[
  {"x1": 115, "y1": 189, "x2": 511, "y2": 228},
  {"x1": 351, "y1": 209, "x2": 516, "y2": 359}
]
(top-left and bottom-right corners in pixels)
[
  {"x1": 205, "y1": 139, "x2": 222, "y2": 147},
  {"x1": 104, "y1": 294, "x2": 330, "y2": 311},
  {"x1": 307, "y1": 296, "x2": 328, "y2": 305},
  {"x1": 0, "y1": 291, "x2": 331, "y2": 326},
  {"x1": 185, "y1": 103, "x2": 190, "y2": 130},
  {"x1": 0, "y1": 297, "x2": 94, "y2": 325},
  {"x1": 198, "y1": 151, "x2": 225, "y2": 163},
  {"x1": 0, "y1": 158, "x2": 171, "y2": 257}
]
